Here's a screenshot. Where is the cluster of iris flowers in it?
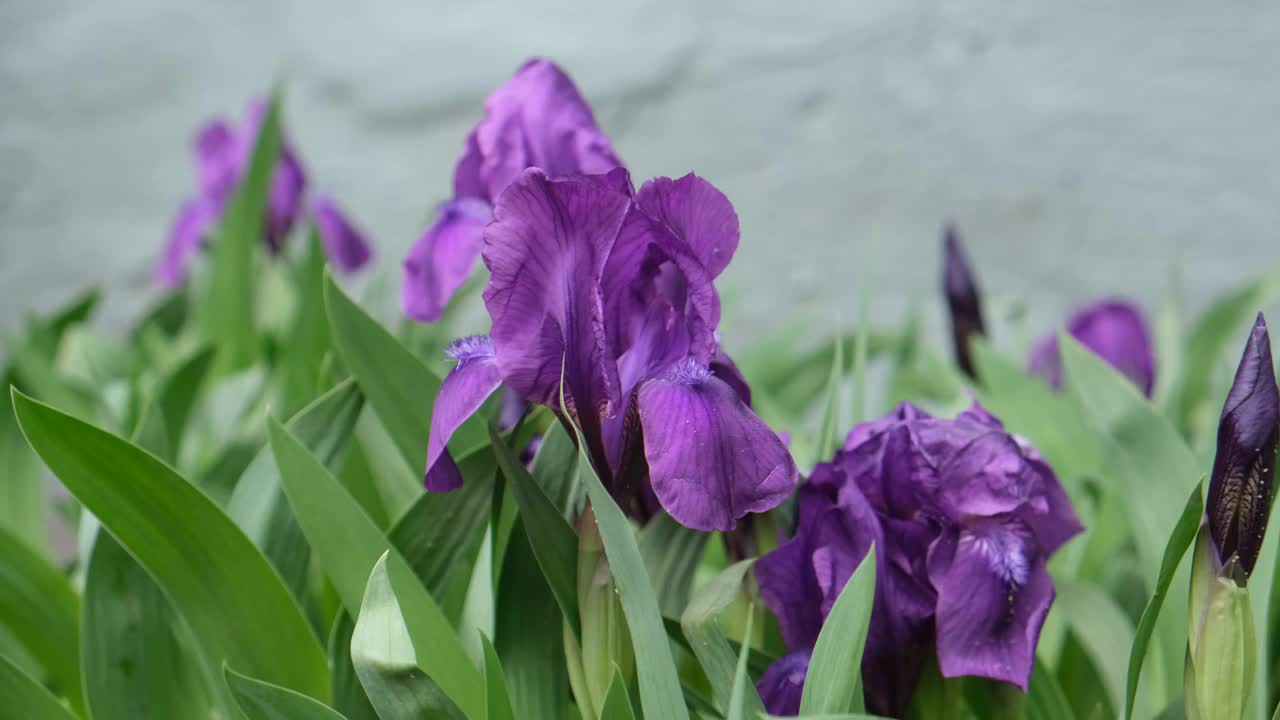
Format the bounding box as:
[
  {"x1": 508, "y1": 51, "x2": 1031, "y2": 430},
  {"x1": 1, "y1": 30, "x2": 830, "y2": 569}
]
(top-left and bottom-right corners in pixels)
[{"x1": 2, "y1": 57, "x2": 1275, "y2": 720}]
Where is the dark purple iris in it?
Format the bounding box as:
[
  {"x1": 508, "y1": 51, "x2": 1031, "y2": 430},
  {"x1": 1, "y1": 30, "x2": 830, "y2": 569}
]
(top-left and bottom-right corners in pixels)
[
  {"x1": 1027, "y1": 299, "x2": 1155, "y2": 397},
  {"x1": 755, "y1": 402, "x2": 1082, "y2": 717},
  {"x1": 156, "y1": 98, "x2": 372, "y2": 286},
  {"x1": 402, "y1": 58, "x2": 622, "y2": 323},
  {"x1": 1205, "y1": 313, "x2": 1278, "y2": 580},
  {"x1": 425, "y1": 168, "x2": 796, "y2": 532}
]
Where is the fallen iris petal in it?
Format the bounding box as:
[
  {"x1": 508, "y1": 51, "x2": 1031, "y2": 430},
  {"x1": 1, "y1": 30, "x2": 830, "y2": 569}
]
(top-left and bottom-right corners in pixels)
[
  {"x1": 636, "y1": 359, "x2": 796, "y2": 531},
  {"x1": 424, "y1": 336, "x2": 503, "y2": 492}
]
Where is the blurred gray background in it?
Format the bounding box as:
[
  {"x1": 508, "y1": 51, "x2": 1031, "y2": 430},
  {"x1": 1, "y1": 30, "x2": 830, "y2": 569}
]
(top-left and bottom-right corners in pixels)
[{"x1": 3, "y1": 0, "x2": 1279, "y2": 345}]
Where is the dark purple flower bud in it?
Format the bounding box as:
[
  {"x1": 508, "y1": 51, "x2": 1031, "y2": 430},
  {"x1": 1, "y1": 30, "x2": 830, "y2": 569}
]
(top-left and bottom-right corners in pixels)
[
  {"x1": 402, "y1": 58, "x2": 622, "y2": 322},
  {"x1": 425, "y1": 167, "x2": 796, "y2": 530},
  {"x1": 1206, "y1": 313, "x2": 1279, "y2": 580},
  {"x1": 942, "y1": 225, "x2": 985, "y2": 378},
  {"x1": 1027, "y1": 299, "x2": 1155, "y2": 397},
  {"x1": 757, "y1": 651, "x2": 810, "y2": 716},
  {"x1": 310, "y1": 194, "x2": 373, "y2": 274},
  {"x1": 756, "y1": 402, "x2": 1081, "y2": 716}
]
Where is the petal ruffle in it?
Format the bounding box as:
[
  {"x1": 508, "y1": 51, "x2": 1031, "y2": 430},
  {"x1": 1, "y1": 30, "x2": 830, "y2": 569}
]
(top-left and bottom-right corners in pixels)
[
  {"x1": 927, "y1": 518, "x2": 1053, "y2": 690},
  {"x1": 402, "y1": 198, "x2": 491, "y2": 323},
  {"x1": 425, "y1": 336, "x2": 503, "y2": 492},
  {"x1": 635, "y1": 173, "x2": 739, "y2": 278},
  {"x1": 311, "y1": 194, "x2": 372, "y2": 273},
  {"x1": 637, "y1": 360, "x2": 796, "y2": 531}
]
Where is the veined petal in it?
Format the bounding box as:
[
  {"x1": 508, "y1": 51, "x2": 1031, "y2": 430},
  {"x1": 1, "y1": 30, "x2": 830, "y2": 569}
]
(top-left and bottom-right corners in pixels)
[
  {"x1": 927, "y1": 518, "x2": 1052, "y2": 690},
  {"x1": 637, "y1": 360, "x2": 796, "y2": 531},
  {"x1": 154, "y1": 196, "x2": 219, "y2": 288},
  {"x1": 473, "y1": 58, "x2": 621, "y2": 200},
  {"x1": 482, "y1": 169, "x2": 628, "y2": 417},
  {"x1": 709, "y1": 343, "x2": 752, "y2": 406},
  {"x1": 757, "y1": 651, "x2": 810, "y2": 717},
  {"x1": 402, "y1": 198, "x2": 491, "y2": 323},
  {"x1": 310, "y1": 194, "x2": 372, "y2": 273},
  {"x1": 636, "y1": 174, "x2": 739, "y2": 278},
  {"x1": 425, "y1": 336, "x2": 503, "y2": 492}
]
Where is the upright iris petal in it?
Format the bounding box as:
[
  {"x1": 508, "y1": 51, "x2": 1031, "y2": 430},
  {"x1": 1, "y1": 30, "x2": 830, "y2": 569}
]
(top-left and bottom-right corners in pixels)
[
  {"x1": 403, "y1": 58, "x2": 622, "y2": 322},
  {"x1": 1028, "y1": 299, "x2": 1155, "y2": 397},
  {"x1": 942, "y1": 225, "x2": 985, "y2": 378},
  {"x1": 757, "y1": 651, "x2": 811, "y2": 716},
  {"x1": 1206, "y1": 313, "x2": 1279, "y2": 579},
  {"x1": 756, "y1": 401, "x2": 1081, "y2": 717}
]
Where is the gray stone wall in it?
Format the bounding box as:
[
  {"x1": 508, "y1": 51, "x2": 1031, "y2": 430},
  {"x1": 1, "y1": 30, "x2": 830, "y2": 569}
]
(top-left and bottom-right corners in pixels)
[{"x1": 3, "y1": 0, "x2": 1279, "y2": 346}]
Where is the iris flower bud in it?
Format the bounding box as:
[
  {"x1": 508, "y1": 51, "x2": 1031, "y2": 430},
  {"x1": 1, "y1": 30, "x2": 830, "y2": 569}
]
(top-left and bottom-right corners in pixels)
[
  {"x1": 942, "y1": 225, "x2": 986, "y2": 379},
  {"x1": 1206, "y1": 313, "x2": 1278, "y2": 580},
  {"x1": 1185, "y1": 313, "x2": 1276, "y2": 720}
]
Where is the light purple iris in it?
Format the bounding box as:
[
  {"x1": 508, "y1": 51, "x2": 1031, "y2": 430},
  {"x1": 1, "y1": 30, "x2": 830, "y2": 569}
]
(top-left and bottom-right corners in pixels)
[
  {"x1": 425, "y1": 168, "x2": 796, "y2": 532},
  {"x1": 155, "y1": 99, "x2": 372, "y2": 287},
  {"x1": 755, "y1": 402, "x2": 1082, "y2": 717},
  {"x1": 402, "y1": 58, "x2": 622, "y2": 323},
  {"x1": 1027, "y1": 299, "x2": 1155, "y2": 397}
]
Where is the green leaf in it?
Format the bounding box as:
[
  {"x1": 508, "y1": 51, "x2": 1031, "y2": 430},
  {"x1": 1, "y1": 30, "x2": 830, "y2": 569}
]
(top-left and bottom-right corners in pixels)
[
  {"x1": 228, "y1": 380, "x2": 364, "y2": 596},
  {"x1": 480, "y1": 635, "x2": 515, "y2": 720},
  {"x1": 386, "y1": 453, "x2": 495, "y2": 599},
  {"x1": 350, "y1": 553, "x2": 479, "y2": 720},
  {"x1": 328, "y1": 613, "x2": 377, "y2": 720},
  {"x1": 270, "y1": 421, "x2": 484, "y2": 717},
  {"x1": 815, "y1": 334, "x2": 845, "y2": 462},
  {"x1": 489, "y1": 423, "x2": 580, "y2": 639},
  {"x1": 1027, "y1": 661, "x2": 1076, "y2": 720},
  {"x1": 600, "y1": 665, "x2": 637, "y2": 720},
  {"x1": 1125, "y1": 481, "x2": 1203, "y2": 720},
  {"x1": 0, "y1": 652, "x2": 78, "y2": 720},
  {"x1": 576, "y1": 433, "x2": 691, "y2": 720},
  {"x1": 0, "y1": 527, "x2": 82, "y2": 714},
  {"x1": 680, "y1": 559, "x2": 765, "y2": 717},
  {"x1": 324, "y1": 273, "x2": 485, "y2": 477},
  {"x1": 12, "y1": 389, "x2": 329, "y2": 700},
  {"x1": 155, "y1": 346, "x2": 217, "y2": 461},
  {"x1": 800, "y1": 545, "x2": 876, "y2": 715},
  {"x1": 494, "y1": 525, "x2": 570, "y2": 720},
  {"x1": 640, "y1": 512, "x2": 710, "y2": 618},
  {"x1": 1054, "y1": 579, "x2": 1136, "y2": 715},
  {"x1": 225, "y1": 665, "x2": 349, "y2": 720},
  {"x1": 727, "y1": 606, "x2": 757, "y2": 720},
  {"x1": 202, "y1": 92, "x2": 283, "y2": 372},
  {"x1": 530, "y1": 422, "x2": 584, "y2": 518},
  {"x1": 0, "y1": 371, "x2": 45, "y2": 552},
  {"x1": 279, "y1": 231, "x2": 337, "y2": 416},
  {"x1": 82, "y1": 533, "x2": 216, "y2": 720}
]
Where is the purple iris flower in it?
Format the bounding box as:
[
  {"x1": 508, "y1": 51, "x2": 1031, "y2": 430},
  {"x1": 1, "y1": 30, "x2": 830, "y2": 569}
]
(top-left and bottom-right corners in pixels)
[
  {"x1": 155, "y1": 98, "x2": 372, "y2": 286},
  {"x1": 1027, "y1": 299, "x2": 1155, "y2": 397},
  {"x1": 425, "y1": 168, "x2": 796, "y2": 532},
  {"x1": 402, "y1": 58, "x2": 623, "y2": 323},
  {"x1": 755, "y1": 402, "x2": 1082, "y2": 717}
]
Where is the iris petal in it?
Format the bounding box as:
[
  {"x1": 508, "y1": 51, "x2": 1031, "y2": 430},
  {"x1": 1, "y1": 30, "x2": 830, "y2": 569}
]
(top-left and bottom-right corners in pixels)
[
  {"x1": 637, "y1": 360, "x2": 796, "y2": 531},
  {"x1": 311, "y1": 194, "x2": 372, "y2": 273},
  {"x1": 402, "y1": 199, "x2": 491, "y2": 322},
  {"x1": 425, "y1": 336, "x2": 503, "y2": 492}
]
